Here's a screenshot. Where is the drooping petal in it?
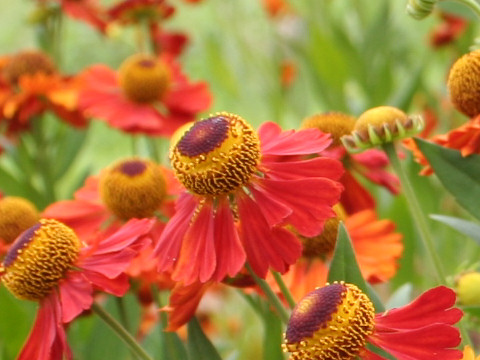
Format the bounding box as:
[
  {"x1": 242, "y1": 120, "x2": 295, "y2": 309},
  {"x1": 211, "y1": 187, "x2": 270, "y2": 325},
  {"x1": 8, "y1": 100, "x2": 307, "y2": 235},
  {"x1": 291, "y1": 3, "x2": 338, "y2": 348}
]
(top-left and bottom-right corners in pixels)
[
  {"x1": 374, "y1": 286, "x2": 463, "y2": 330},
  {"x1": 163, "y1": 82, "x2": 212, "y2": 115},
  {"x1": 163, "y1": 281, "x2": 213, "y2": 331},
  {"x1": 18, "y1": 293, "x2": 71, "y2": 360},
  {"x1": 254, "y1": 177, "x2": 343, "y2": 237},
  {"x1": 59, "y1": 272, "x2": 93, "y2": 323},
  {"x1": 259, "y1": 122, "x2": 333, "y2": 156},
  {"x1": 155, "y1": 192, "x2": 198, "y2": 273},
  {"x1": 211, "y1": 197, "x2": 246, "y2": 281},
  {"x1": 369, "y1": 324, "x2": 462, "y2": 360},
  {"x1": 339, "y1": 171, "x2": 376, "y2": 214},
  {"x1": 171, "y1": 200, "x2": 217, "y2": 285},
  {"x1": 237, "y1": 193, "x2": 301, "y2": 278},
  {"x1": 83, "y1": 271, "x2": 131, "y2": 296}
]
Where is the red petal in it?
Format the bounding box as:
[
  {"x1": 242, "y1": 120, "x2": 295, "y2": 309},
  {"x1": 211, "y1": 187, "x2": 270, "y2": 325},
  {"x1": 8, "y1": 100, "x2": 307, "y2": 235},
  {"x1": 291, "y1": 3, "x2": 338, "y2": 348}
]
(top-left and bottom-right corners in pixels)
[
  {"x1": 163, "y1": 82, "x2": 212, "y2": 114},
  {"x1": 83, "y1": 271, "x2": 131, "y2": 296},
  {"x1": 369, "y1": 324, "x2": 462, "y2": 360},
  {"x1": 155, "y1": 192, "x2": 198, "y2": 273},
  {"x1": 255, "y1": 177, "x2": 342, "y2": 237},
  {"x1": 172, "y1": 200, "x2": 216, "y2": 285},
  {"x1": 211, "y1": 197, "x2": 246, "y2": 281},
  {"x1": 262, "y1": 156, "x2": 344, "y2": 181},
  {"x1": 19, "y1": 293, "x2": 71, "y2": 360},
  {"x1": 248, "y1": 184, "x2": 292, "y2": 227},
  {"x1": 375, "y1": 286, "x2": 462, "y2": 330},
  {"x1": 237, "y1": 193, "x2": 301, "y2": 277},
  {"x1": 340, "y1": 171, "x2": 376, "y2": 214},
  {"x1": 59, "y1": 272, "x2": 93, "y2": 323},
  {"x1": 259, "y1": 122, "x2": 332, "y2": 156}
]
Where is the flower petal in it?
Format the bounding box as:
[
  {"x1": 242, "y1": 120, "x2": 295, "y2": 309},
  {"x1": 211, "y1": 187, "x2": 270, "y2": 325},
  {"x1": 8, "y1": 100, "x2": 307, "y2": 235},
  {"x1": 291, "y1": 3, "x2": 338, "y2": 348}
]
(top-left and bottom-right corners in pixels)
[{"x1": 59, "y1": 272, "x2": 93, "y2": 323}]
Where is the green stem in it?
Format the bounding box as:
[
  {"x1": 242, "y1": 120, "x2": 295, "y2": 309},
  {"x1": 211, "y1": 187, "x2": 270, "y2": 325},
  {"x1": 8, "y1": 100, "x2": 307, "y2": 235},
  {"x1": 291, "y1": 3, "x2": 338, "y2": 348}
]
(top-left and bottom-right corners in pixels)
[
  {"x1": 91, "y1": 302, "x2": 153, "y2": 360},
  {"x1": 383, "y1": 143, "x2": 473, "y2": 346},
  {"x1": 446, "y1": 0, "x2": 480, "y2": 19},
  {"x1": 382, "y1": 143, "x2": 446, "y2": 284},
  {"x1": 271, "y1": 270, "x2": 296, "y2": 309},
  {"x1": 246, "y1": 264, "x2": 290, "y2": 324},
  {"x1": 115, "y1": 297, "x2": 131, "y2": 333}
]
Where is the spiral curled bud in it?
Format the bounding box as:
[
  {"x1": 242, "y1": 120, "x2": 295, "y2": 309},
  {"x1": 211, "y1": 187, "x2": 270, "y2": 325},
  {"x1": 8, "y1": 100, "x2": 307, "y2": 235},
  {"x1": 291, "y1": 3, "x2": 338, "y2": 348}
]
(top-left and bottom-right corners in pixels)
[{"x1": 406, "y1": 0, "x2": 437, "y2": 20}]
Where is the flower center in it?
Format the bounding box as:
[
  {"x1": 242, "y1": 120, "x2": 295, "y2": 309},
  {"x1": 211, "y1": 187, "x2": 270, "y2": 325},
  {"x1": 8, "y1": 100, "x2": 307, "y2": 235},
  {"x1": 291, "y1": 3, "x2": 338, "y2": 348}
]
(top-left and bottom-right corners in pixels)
[
  {"x1": 0, "y1": 196, "x2": 39, "y2": 244},
  {"x1": 300, "y1": 204, "x2": 346, "y2": 258},
  {"x1": 100, "y1": 157, "x2": 167, "y2": 220},
  {"x1": 2, "y1": 50, "x2": 56, "y2": 85},
  {"x1": 170, "y1": 112, "x2": 261, "y2": 196},
  {"x1": 283, "y1": 282, "x2": 375, "y2": 360},
  {"x1": 0, "y1": 219, "x2": 81, "y2": 301},
  {"x1": 301, "y1": 112, "x2": 356, "y2": 147},
  {"x1": 118, "y1": 54, "x2": 171, "y2": 103}
]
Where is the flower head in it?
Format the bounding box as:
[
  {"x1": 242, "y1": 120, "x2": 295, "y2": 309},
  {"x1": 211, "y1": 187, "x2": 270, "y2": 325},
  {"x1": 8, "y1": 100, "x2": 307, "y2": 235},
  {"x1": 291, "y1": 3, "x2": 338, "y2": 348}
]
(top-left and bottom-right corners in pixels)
[
  {"x1": 0, "y1": 196, "x2": 39, "y2": 247},
  {"x1": 283, "y1": 282, "x2": 463, "y2": 360},
  {"x1": 302, "y1": 111, "x2": 400, "y2": 213},
  {"x1": 341, "y1": 106, "x2": 424, "y2": 153},
  {"x1": 78, "y1": 54, "x2": 212, "y2": 136},
  {"x1": 107, "y1": 0, "x2": 174, "y2": 25},
  {"x1": 456, "y1": 271, "x2": 480, "y2": 306},
  {"x1": 0, "y1": 218, "x2": 153, "y2": 359},
  {"x1": 448, "y1": 50, "x2": 480, "y2": 117},
  {"x1": 155, "y1": 112, "x2": 344, "y2": 285},
  {"x1": 2, "y1": 50, "x2": 56, "y2": 85}
]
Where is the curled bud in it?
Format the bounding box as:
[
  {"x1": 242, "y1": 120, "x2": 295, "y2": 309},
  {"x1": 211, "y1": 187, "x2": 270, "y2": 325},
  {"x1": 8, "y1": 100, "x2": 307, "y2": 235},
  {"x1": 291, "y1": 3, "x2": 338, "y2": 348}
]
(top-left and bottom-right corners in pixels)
[{"x1": 406, "y1": 0, "x2": 437, "y2": 20}]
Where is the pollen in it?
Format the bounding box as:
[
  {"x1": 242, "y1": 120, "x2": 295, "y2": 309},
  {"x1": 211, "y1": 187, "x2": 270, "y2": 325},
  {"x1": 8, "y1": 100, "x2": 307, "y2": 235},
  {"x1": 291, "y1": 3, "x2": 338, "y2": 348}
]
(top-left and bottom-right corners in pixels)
[
  {"x1": 447, "y1": 50, "x2": 480, "y2": 117},
  {"x1": 100, "y1": 157, "x2": 167, "y2": 220},
  {"x1": 2, "y1": 50, "x2": 56, "y2": 85},
  {"x1": 0, "y1": 219, "x2": 81, "y2": 302},
  {"x1": 283, "y1": 282, "x2": 375, "y2": 360},
  {"x1": 0, "y1": 196, "x2": 39, "y2": 244},
  {"x1": 301, "y1": 112, "x2": 356, "y2": 147},
  {"x1": 118, "y1": 53, "x2": 171, "y2": 103},
  {"x1": 171, "y1": 112, "x2": 261, "y2": 196},
  {"x1": 300, "y1": 204, "x2": 346, "y2": 258}
]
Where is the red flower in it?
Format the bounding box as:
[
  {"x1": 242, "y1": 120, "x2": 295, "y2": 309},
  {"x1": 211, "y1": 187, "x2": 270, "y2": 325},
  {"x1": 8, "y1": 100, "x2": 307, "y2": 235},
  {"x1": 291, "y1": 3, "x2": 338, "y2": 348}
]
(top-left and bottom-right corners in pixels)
[
  {"x1": 0, "y1": 218, "x2": 153, "y2": 360},
  {"x1": 78, "y1": 53, "x2": 212, "y2": 136},
  {"x1": 430, "y1": 12, "x2": 467, "y2": 48},
  {"x1": 284, "y1": 283, "x2": 463, "y2": 360},
  {"x1": 154, "y1": 112, "x2": 344, "y2": 285},
  {"x1": 107, "y1": 0, "x2": 175, "y2": 25}
]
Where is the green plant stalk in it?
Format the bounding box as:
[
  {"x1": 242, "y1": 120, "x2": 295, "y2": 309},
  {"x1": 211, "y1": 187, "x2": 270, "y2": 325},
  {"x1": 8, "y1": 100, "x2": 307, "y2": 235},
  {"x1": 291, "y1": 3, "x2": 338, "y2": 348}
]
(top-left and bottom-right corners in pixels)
[
  {"x1": 246, "y1": 264, "x2": 290, "y2": 324},
  {"x1": 91, "y1": 302, "x2": 153, "y2": 360},
  {"x1": 271, "y1": 270, "x2": 296, "y2": 309},
  {"x1": 382, "y1": 142, "x2": 472, "y2": 346},
  {"x1": 382, "y1": 142, "x2": 446, "y2": 283}
]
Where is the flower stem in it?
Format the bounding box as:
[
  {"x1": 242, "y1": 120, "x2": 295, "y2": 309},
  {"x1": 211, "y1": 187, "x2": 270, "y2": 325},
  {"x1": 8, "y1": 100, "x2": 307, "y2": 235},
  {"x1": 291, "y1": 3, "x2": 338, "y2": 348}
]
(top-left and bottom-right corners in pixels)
[
  {"x1": 91, "y1": 302, "x2": 153, "y2": 360},
  {"x1": 271, "y1": 270, "x2": 296, "y2": 309},
  {"x1": 381, "y1": 142, "x2": 446, "y2": 284},
  {"x1": 246, "y1": 264, "x2": 290, "y2": 324}
]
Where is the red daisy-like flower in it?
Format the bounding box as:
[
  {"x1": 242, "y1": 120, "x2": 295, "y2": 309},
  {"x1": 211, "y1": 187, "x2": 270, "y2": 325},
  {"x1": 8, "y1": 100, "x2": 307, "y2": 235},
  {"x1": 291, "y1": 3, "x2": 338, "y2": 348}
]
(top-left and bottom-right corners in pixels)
[
  {"x1": 107, "y1": 0, "x2": 175, "y2": 25},
  {"x1": 302, "y1": 112, "x2": 400, "y2": 213},
  {"x1": 283, "y1": 282, "x2": 463, "y2": 360},
  {"x1": 0, "y1": 218, "x2": 153, "y2": 360},
  {"x1": 154, "y1": 112, "x2": 344, "y2": 285},
  {"x1": 430, "y1": 12, "x2": 467, "y2": 48},
  {"x1": 78, "y1": 53, "x2": 212, "y2": 136}
]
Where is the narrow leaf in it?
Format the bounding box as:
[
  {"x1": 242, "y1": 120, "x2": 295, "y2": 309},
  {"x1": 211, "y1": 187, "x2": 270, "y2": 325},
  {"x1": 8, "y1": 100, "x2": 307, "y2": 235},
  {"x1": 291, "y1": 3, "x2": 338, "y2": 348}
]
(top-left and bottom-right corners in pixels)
[
  {"x1": 430, "y1": 214, "x2": 480, "y2": 245},
  {"x1": 415, "y1": 138, "x2": 480, "y2": 220},
  {"x1": 187, "y1": 317, "x2": 222, "y2": 360},
  {"x1": 328, "y1": 223, "x2": 384, "y2": 312}
]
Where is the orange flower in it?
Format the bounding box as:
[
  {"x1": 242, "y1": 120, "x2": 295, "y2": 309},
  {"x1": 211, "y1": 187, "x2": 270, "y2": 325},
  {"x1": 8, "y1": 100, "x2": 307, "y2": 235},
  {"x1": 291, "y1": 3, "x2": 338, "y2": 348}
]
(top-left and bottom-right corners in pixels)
[
  {"x1": 0, "y1": 50, "x2": 88, "y2": 139},
  {"x1": 78, "y1": 53, "x2": 212, "y2": 136},
  {"x1": 280, "y1": 208, "x2": 403, "y2": 302},
  {"x1": 261, "y1": 0, "x2": 292, "y2": 17},
  {"x1": 405, "y1": 115, "x2": 480, "y2": 175},
  {"x1": 462, "y1": 346, "x2": 480, "y2": 360}
]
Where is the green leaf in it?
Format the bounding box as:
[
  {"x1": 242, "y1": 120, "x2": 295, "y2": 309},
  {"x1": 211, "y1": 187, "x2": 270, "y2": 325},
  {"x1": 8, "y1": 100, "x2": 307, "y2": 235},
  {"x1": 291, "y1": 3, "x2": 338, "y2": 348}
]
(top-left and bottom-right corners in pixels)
[
  {"x1": 415, "y1": 138, "x2": 480, "y2": 221},
  {"x1": 187, "y1": 317, "x2": 222, "y2": 360},
  {"x1": 430, "y1": 214, "x2": 480, "y2": 245},
  {"x1": 328, "y1": 223, "x2": 384, "y2": 312},
  {"x1": 261, "y1": 310, "x2": 284, "y2": 360}
]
